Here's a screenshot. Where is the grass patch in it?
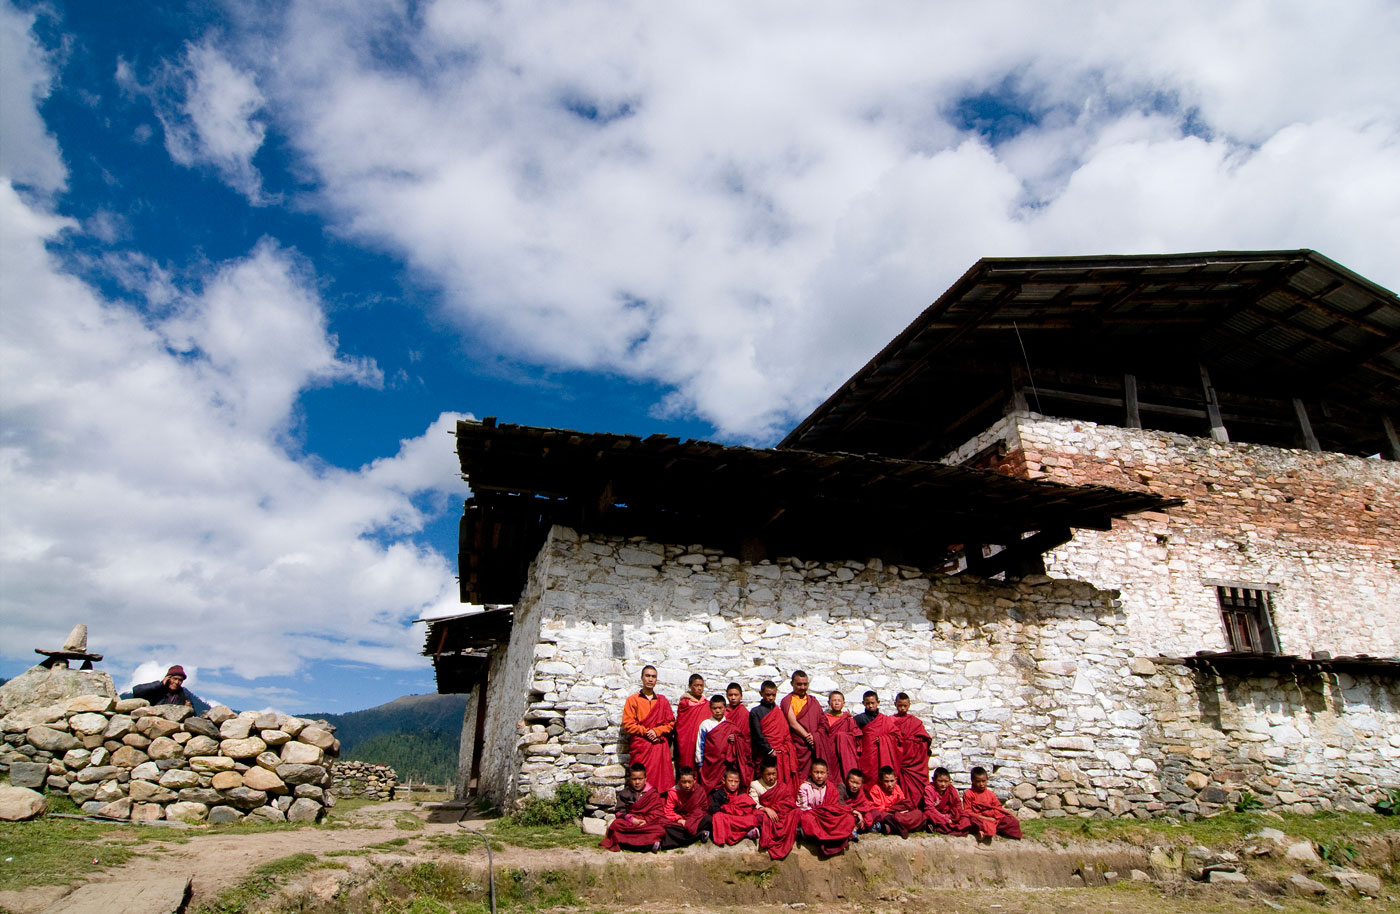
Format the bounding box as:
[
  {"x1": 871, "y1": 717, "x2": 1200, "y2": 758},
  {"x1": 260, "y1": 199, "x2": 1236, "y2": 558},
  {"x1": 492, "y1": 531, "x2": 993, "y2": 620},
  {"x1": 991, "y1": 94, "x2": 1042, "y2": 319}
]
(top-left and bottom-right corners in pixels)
[
  {"x1": 1024, "y1": 809, "x2": 1400, "y2": 848},
  {"x1": 324, "y1": 796, "x2": 376, "y2": 817},
  {"x1": 0, "y1": 817, "x2": 140, "y2": 890},
  {"x1": 394, "y1": 813, "x2": 425, "y2": 831},
  {"x1": 345, "y1": 861, "x2": 582, "y2": 914},
  {"x1": 427, "y1": 817, "x2": 598, "y2": 853},
  {"x1": 370, "y1": 837, "x2": 412, "y2": 848},
  {"x1": 192, "y1": 853, "x2": 324, "y2": 914}
]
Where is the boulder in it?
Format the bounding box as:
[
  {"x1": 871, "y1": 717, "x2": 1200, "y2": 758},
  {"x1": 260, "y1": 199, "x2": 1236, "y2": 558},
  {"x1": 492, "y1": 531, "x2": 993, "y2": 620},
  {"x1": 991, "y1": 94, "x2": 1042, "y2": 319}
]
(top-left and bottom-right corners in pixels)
[
  {"x1": 68, "y1": 712, "x2": 109, "y2": 736},
  {"x1": 129, "y1": 780, "x2": 176, "y2": 803},
  {"x1": 135, "y1": 717, "x2": 183, "y2": 740},
  {"x1": 6, "y1": 760, "x2": 48, "y2": 790},
  {"x1": 278, "y1": 716, "x2": 307, "y2": 737},
  {"x1": 221, "y1": 736, "x2": 268, "y2": 759},
  {"x1": 75, "y1": 765, "x2": 121, "y2": 784},
  {"x1": 1327, "y1": 871, "x2": 1382, "y2": 896},
  {"x1": 1284, "y1": 841, "x2": 1321, "y2": 865},
  {"x1": 190, "y1": 755, "x2": 236, "y2": 774},
  {"x1": 260, "y1": 729, "x2": 291, "y2": 747},
  {"x1": 211, "y1": 771, "x2": 243, "y2": 791},
  {"x1": 206, "y1": 705, "x2": 236, "y2": 725},
  {"x1": 255, "y1": 751, "x2": 282, "y2": 770},
  {"x1": 147, "y1": 737, "x2": 182, "y2": 760},
  {"x1": 95, "y1": 797, "x2": 132, "y2": 819},
  {"x1": 179, "y1": 787, "x2": 223, "y2": 804},
  {"x1": 130, "y1": 802, "x2": 164, "y2": 822},
  {"x1": 89, "y1": 746, "x2": 110, "y2": 766},
  {"x1": 0, "y1": 786, "x2": 47, "y2": 820},
  {"x1": 297, "y1": 727, "x2": 336, "y2": 750},
  {"x1": 279, "y1": 741, "x2": 323, "y2": 765},
  {"x1": 114, "y1": 698, "x2": 149, "y2": 713},
  {"x1": 1184, "y1": 772, "x2": 1210, "y2": 790},
  {"x1": 293, "y1": 785, "x2": 324, "y2": 801},
  {"x1": 46, "y1": 775, "x2": 70, "y2": 792},
  {"x1": 219, "y1": 718, "x2": 253, "y2": 740},
  {"x1": 247, "y1": 805, "x2": 286, "y2": 823},
  {"x1": 93, "y1": 780, "x2": 125, "y2": 803},
  {"x1": 581, "y1": 817, "x2": 607, "y2": 836},
  {"x1": 158, "y1": 769, "x2": 202, "y2": 789},
  {"x1": 241, "y1": 767, "x2": 287, "y2": 794},
  {"x1": 183, "y1": 735, "x2": 220, "y2": 757},
  {"x1": 165, "y1": 801, "x2": 208, "y2": 823},
  {"x1": 254, "y1": 711, "x2": 280, "y2": 730},
  {"x1": 1287, "y1": 874, "x2": 1328, "y2": 896},
  {"x1": 0, "y1": 667, "x2": 116, "y2": 715},
  {"x1": 223, "y1": 786, "x2": 268, "y2": 809},
  {"x1": 122, "y1": 733, "x2": 151, "y2": 748},
  {"x1": 207, "y1": 806, "x2": 243, "y2": 824},
  {"x1": 65, "y1": 694, "x2": 116, "y2": 714},
  {"x1": 1207, "y1": 870, "x2": 1249, "y2": 884},
  {"x1": 182, "y1": 717, "x2": 220, "y2": 739},
  {"x1": 130, "y1": 761, "x2": 162, "y2": 781},
  {"x1": 286, "y1": 798, "x2": 322, "y2": 823},
  {"x1": 27, "y1": 725, "x2": 80, "y2": 752},
  {"x1": 276, "y1": 763, "x2": 327, "y2": 785},
  {"x1": 68, "y1": 782, "x2": 100, "y2": 804},
  {"x1": 135, "y1": 704, "x2": 193, "y2": 723}
]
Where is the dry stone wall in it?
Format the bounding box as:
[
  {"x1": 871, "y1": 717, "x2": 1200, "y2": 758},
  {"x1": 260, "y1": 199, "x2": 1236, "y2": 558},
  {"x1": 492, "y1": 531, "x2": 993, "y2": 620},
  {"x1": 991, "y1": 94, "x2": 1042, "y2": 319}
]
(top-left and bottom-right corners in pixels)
[
  {"x1": 330, "y1": 760, "x2": 398, "y2": 799},
  {"x1": 1, "y1": 676, "x2": 341, "y2": 824},
  {"x1": 951, "y1": 414, "x2": 1400, "y2": 658}
]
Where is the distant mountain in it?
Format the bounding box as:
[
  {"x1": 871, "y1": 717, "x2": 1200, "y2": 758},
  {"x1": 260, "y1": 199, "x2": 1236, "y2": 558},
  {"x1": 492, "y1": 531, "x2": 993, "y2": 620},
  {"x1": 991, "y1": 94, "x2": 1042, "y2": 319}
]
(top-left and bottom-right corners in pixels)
[{"x1": 298, "y1": 693, "x2": 468, "y2": 784}]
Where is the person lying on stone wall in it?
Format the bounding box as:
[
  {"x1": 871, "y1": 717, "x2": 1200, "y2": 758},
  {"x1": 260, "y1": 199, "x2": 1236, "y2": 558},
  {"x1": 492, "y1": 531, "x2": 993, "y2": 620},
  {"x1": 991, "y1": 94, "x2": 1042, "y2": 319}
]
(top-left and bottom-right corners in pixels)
[
  {"x1": 600, "y1": 762, "x2": 668, "y2": 851},
  {"x1": 866, "y1": 765, "x2": 927, "y2": 837},
  {"x1": 659, "y1": 766, "x2": 711, "y2": 848},
  {"x1": 749, "y1": 757, "x2": 800, "y2": 860},
  {"x1": 131, "y1": 665, "x2": 194, "y2": 706},
  {"x1": 964, "y1": 766, "x2": 1022, "y2": 842},
  {"x1": 621, "y1": 664, "x2": 675, "y2": 792},
  {"x1": 923, "y1": 767, "x2": 977, "y2": 836},
  {"x1": 795, "y1": 759, "x2": 857, "y2": 857}
]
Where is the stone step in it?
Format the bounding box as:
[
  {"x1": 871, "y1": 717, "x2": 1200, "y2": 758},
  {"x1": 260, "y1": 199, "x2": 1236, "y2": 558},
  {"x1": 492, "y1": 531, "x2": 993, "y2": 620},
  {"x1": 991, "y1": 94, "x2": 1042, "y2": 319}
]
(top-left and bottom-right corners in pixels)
[{"x1": 36, "y1": 875, "x2": 190, "y2": 914}]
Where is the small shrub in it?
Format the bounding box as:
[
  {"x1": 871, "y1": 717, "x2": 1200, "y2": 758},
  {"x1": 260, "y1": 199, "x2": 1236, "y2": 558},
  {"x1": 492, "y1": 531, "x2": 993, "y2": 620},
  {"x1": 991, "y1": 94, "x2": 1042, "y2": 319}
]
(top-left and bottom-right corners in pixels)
[
  {"x1": 1374, "y1": 788, "x2": 1400, "y2": 816},
  {"x1": 1235, "y1": 790, "x2": 1264, "y2": 812},
  {"x1": 511, "y1": 781, "x2": 590, "y2": 827},
  {"x1": 1320, "y1": 839, "x2": 1359, "y2": 865}
]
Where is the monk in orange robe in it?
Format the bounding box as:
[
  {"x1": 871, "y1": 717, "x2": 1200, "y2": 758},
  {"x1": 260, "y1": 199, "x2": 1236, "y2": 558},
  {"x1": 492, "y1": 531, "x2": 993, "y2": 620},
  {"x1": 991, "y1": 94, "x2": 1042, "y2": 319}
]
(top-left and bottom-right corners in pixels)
[
  {"x1": 867, "y1": 765, "x2": 927, "y2": 837},
  {"x1": 964, "y1": 766, "x2": 1022, "y2": 840},
  {"x1": 621, "y1": 664, "x2": 675, "y2": 792},
  {"x1": 780, "y1": 670, "x2": 824, "y2": 784}
]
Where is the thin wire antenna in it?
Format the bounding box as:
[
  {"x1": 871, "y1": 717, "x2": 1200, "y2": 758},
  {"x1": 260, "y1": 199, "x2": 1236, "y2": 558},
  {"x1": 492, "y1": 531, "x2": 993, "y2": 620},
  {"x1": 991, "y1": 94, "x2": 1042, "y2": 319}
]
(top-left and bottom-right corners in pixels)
[{"x1": 1012, "y1": 321, "x2": 1042, "y2": 414}]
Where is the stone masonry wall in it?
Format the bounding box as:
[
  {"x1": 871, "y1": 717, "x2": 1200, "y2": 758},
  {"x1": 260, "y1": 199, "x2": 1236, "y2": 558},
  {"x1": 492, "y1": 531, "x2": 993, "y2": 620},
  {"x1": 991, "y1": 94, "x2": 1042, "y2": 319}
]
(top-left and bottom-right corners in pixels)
[
  {"x1": 948, "y1": 414, "x2": 1400, "y2": 658},
  {"x1": 480, "y1": 526, "x2": 1400, "y2": 821}
]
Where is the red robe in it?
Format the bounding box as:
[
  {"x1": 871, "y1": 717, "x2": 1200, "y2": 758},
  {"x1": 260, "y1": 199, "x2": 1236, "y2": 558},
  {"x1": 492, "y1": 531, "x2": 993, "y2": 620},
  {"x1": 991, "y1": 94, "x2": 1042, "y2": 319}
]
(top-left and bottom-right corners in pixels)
[
  {"x1": 756, "y1": 781, "x2": 800, "y2": 860},
  {"x1": 600, "y1": 785, "x2": 667, "y2": 851},
  {"x1": 710, "y1": 790, "x2": 761, "y2": 846},
  {"x1": 757, "y1": 704, "x2": 798, "y2": 788},
  {"x1": 779, "y1": 692, "x2": 824, "y2": 784},
  {"x1": 891, "y1": 713, "x2": 932, "y2": 802},
  {"x1": 797, "y1": 783, "x2": 856, "y2": 857},
  {"x1": 964, "y1": 787, "x2": 1023, "y2": 839},
  {"x1": 840, "y1": 783, "x2": 880, "y2": 832},
  {"x1": 867, "y1": 782, "x2": 926, "y2": 838},
  {"x1": 698, "y1": 714, "x2": 751, "y2": 793},
  {"x1": 857, "y1": 713, "x2": 899, "y2": 787},
  {"x1": 922, "y1": 782, "x2": 976, "y2": 835},
  {"x1": 627, "y1": 695, "x2": 676, "y2": 792},
  {"x1": 815, "y1": 711, "x2": 861, "y2": 783},
  {"x1": 674, "y1": 695, "x2": 709, "y2": 771},
  {"x1": 660, "y1": 783, "x2": 710, "y2": 848}
]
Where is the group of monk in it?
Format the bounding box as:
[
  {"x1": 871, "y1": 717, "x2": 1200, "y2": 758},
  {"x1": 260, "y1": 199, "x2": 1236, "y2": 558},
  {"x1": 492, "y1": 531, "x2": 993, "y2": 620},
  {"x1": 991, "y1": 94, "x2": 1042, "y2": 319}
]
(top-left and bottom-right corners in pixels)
[{"x1": 602, "y1": 666, "x2": 1021, "y2": 857}]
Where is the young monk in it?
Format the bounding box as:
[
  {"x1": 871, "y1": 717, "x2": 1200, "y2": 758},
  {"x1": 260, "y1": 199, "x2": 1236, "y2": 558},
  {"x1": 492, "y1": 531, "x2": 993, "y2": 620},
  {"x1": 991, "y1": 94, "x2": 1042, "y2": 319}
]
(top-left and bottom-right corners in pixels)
[
  {"x1": 749, "y1": 758, "x2": 800, "y2": 860},
  {"x1": 923, "y1": 766, "x2": 977, "y2": 835},
  {"x1": 601, "y1": 763, "x2": 667, "y2": 851},
  {"x1": 674, "y1": 673, "x2": 710, "y2": 775},
  {"x1": 796, "y1": 759, "x2": 857, "y2": 857},
  {"x1": 780, "y1": 670, "x2": 824, "y2": 784},
  {"x1": 964, "y1": 766, "x2": 1022, "y2": 840},
  {"x1": 709, "y1": 767, "x2": 762, "y2": 846},
  {"x1": 867, "y1": 765, "x2": 928, "y2": 838},
  {"x1": 854, "y1": 691, "x2": 899, "y2": 788},
  {"x1": 660, "y1": 767, "x2": 711, "y2": 848},
  {"x1": 839, "y1": 767, "x2": 877, "y2": 834},
  {"x1": 699, "y1": 690, "x2": 751, "y2": 793},
  {"x1": 814, "y1": 691, "x2": 860, "y2": 785},
  {"x1": 695, "y1": 695, "x2": 726, "y2": 766},
  {"x1": 622, "y1": 665, "x2": 676, "y2": 792},
  {"x1": 890, "y1": 692, "x2": 933, "y2": 802},
  {"x1": 750, "y1": 680, "x2": 797, "y2": 787}
]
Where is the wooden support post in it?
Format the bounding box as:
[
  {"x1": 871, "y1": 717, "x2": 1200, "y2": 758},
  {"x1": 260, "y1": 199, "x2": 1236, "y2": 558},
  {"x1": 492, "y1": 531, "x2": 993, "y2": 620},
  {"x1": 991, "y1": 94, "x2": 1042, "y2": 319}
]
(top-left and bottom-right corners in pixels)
[
  {"x1": 1383, "y1": 416, "x2": 1400, "y2": 461},
  {"x1": 1292, "y1": 398, "x2": 1321, "y2": 452},
  {"x1": 1123, "y1": 374, "x2": 1141, "y2": 429},
  {"x1": 455, "y1": 681, "x2": 482, "y2": 801},
  {"x1": 1198, "y1": 363, "x2": 1229, "y2": 443}
]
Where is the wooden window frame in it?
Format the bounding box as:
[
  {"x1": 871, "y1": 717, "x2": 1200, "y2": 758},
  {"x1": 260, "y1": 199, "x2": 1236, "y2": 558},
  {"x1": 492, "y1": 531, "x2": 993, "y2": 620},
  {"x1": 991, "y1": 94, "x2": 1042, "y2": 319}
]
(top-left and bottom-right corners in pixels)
[{"x1": 1215, "y1": 585, "x2": 1280, "y2": 654}]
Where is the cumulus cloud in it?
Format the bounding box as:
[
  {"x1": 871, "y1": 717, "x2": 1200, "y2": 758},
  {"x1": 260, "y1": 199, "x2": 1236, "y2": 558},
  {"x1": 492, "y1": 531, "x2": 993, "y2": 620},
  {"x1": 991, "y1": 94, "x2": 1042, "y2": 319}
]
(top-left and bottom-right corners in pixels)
[
  {"x1": 213, "y1": 0, "x2": 1400, "y2": 439},
  {"x1": 0, "y1": 3, "x2": 66, "y2": 192},
  {"x1": 0, "y1": 180, "x2": 468, "y2": 683}
]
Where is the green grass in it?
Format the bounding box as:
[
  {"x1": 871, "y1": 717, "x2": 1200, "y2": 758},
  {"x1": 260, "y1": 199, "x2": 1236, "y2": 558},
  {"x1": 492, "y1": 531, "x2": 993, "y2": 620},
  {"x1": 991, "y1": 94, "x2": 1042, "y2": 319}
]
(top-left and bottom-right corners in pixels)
[
  {"x1": 191, "y1": 853, "x2": 326, "y2": 914},
  {"x1": 427, "y1": 817, "x2": 599, "y2": 853},
  {"x1": 394, "y1": 813, "x2": 426, "y2": 831},
  {"x1": 325, "y1": 796, "x2": 376, "y2": 817},
  {"x1": 343, "y1": 861, "x2": 583, "y2": 914},
  {"x1": 0, "y1": 811, "x2": 143, "y2": 890},
  {"x1": 1023, "y1": 809, "x2": 1400, "y2": 848}
]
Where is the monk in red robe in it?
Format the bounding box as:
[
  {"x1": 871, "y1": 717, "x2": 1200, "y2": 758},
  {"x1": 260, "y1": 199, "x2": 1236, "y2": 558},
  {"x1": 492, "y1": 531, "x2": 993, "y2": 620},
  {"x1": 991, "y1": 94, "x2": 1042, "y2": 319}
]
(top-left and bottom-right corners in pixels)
[
  {"x1": 708, "y1": 768, "x2": 761, "y2": 846},
  {"x1": 868, "y1": 766, "x2": 927, "y2": 837},
  {"x1": 674, "y1": 673, "x2": 709, "y2": 775},
  {"x1": 601, "y1": 763, "x2": 668, "y2": 851},
  {"x1": 751, "y1": 759, "x2": 800, "y2": 860},
  {"x1": 814, "y1": 691, "x2": 860, "y2": 785},
  {"x1": 964, "y1": 767, "x2": 1022, "y2": 840},
  {"x1": 751, "y1": 680, "x2": 797, "y2": 787},
  {"x1": 622, "y1": 665, "x2": 675, "y2": 792},
  {"x1": 854, "y1": 691, "x2": 899, "y2": 788},
  {"x1": 923, "y1": 767, "x2": 977, "y2": 835},
  {"x1": 780, "y1": 670, "x2": 824, "y2": 784},
  {"x1": 660, "y1": 767, "x2": 711, "y2": 848},
  {"x1": 796, "y1": 759, "x2": 856, "y2": 857},
  {"x1": 838, "y1": 768, "x2": 878, "y2": 833},
  {"x1": 699, "y1": 687, "x2": 752, "y2": 792},
  {"x1": 890, "y1": 692, "x2": 932, "y2": 802}
]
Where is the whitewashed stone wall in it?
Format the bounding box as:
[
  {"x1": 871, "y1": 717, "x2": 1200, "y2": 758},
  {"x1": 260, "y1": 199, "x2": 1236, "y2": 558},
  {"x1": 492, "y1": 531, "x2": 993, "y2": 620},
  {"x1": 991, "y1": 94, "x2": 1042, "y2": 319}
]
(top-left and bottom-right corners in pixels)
[{"x1": 477, "y1": 527, "x2": 1399, "y2": 820}]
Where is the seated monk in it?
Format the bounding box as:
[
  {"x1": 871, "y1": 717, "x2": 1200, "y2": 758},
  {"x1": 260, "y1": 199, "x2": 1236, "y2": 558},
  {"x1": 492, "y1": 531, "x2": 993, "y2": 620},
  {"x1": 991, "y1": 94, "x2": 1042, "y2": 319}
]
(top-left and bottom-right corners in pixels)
[
  {"x1": 749, "y1": 758, "x2": 800, "y2": 860},
  {"x1": 923, "y1": 767, "x2": 977, "y2": 835},
  {"x1": 750, "y1": 680, "x2": 797, "y2": 787},
  {"x1": 699, "y1": 691, "x2": 751, "y2": 793},
  {"x1": 781, "y1": 670, "x2": 823, "y2": 784},
  {"x1": 890, "y1": 692, "x2": 932, "y2": 802},
  {"x1": 709, "y1": 767, "x2": 761, "y2": 846},
  {"x1": 622, "y1": 665, "x2": 675, "y2": 792},
  {"x1": 814, "y1": 691, "x2": 860, "y2": 785},
  {"x1": 796, "y1": 759, "x2": 856, "y2": 857},
  {"x1": 601, "y1": 763, "x2": 667, "y2": 851},
  {"x1": 674, "y1": 673, "x2": 710, "y2": 775},
  {"x1": 838, "y1": 768, "x2": 877, "y2": 834},
  {"x1": 867, "y1": 765, "x2": 927, "y2": 837},
  {"x1": 660, "y1": 767, "x2": 711, "y2": 848},
  {"x1": 964, "y1": 766, "x2": 1022, "y2": 840},
  {"x1": 854, "y1": 691, "x2": 899, "y2": 788}
]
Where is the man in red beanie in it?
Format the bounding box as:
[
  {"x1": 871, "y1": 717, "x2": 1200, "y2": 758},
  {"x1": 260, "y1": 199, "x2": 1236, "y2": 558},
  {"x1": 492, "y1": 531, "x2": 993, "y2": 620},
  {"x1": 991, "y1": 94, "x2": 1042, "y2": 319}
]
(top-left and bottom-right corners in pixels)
[{"x1": 132, "y1": 665, "x2": 194, "y2": 706}]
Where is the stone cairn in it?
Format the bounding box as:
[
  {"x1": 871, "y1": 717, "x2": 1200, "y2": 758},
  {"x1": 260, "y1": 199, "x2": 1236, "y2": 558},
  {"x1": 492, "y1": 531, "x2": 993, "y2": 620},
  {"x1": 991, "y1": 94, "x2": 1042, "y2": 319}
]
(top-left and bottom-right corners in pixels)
[
  {"x1": 2, "y1": 689, "x2": 341, "y2": 825},
  {"x1": 329, "y1": 760, "x2": 398, "y2": 800}
]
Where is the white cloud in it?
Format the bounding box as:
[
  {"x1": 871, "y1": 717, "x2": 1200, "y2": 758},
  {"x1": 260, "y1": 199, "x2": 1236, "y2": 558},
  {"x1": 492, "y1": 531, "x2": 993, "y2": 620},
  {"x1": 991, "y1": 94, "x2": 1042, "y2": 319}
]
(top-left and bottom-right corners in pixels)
[
  {"x1": 0, "y1": 2, "x2": 66, "y2": 192},
  {"x1": 217, "y1": 0, "x2": 1400, "y2": 439},
  {"x1": 0, "y1": 180, "x2": 467, "y2": 682}
]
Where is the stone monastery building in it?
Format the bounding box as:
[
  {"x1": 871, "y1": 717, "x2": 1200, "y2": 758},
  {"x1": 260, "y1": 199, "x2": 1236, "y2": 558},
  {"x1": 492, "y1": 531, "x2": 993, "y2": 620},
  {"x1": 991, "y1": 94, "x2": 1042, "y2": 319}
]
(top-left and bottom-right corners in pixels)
[{"x1": 425, "y1": 250, "x2": 1400, "y2": 823}]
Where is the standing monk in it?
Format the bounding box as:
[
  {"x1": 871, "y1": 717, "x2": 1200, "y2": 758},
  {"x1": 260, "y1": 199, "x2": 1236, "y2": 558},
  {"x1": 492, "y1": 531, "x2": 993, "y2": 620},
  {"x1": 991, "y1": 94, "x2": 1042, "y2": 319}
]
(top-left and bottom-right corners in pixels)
[
  {"x1": 674, "y1": 673, "x2": 709, "y2": 775},
  {"x1": 890, "y1": 692, "x2": 932, "y2": 802},
  {"x1": 780, "y1": 670, "x2": 823, "y2": 783},
  {"x1": 701, "y1": 683, "x2": 753, "y2": 792},
  {"x1": 815, "y1": 690, "x2": 861, "y2": 784},
  {"x1": 622, "y1": 665, "x2": 676, "y2": 792},
  {"x1": 854, "y1": 691, "x2": 899, "y2": 788},
  {"x1": 749, "y1": 680, "x2": 797, "y2": 787}
]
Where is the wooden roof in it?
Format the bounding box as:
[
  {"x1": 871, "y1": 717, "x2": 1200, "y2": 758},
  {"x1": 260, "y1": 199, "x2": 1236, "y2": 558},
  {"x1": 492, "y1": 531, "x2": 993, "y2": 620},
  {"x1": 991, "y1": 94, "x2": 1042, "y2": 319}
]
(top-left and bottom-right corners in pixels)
[
  {"x1": 421, "y1": 610, "x2": 513, "y2": 693},
  {"x1": 1174, "y1": 650, "x2": 1399, "y2": 678},
  {"x1": 456, "y1": 418, "x2": 1178, "y2": 604},
  {"x1": 782, "y1": 250, "x2": 1400, "y2": 459}
]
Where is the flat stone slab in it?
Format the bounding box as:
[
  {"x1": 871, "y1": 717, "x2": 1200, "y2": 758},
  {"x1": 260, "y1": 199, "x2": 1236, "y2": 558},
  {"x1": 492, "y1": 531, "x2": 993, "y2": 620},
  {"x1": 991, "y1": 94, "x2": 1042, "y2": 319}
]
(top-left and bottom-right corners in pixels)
[{"x1": 37, "y1": 875, "x2": 190, "y2": 914}]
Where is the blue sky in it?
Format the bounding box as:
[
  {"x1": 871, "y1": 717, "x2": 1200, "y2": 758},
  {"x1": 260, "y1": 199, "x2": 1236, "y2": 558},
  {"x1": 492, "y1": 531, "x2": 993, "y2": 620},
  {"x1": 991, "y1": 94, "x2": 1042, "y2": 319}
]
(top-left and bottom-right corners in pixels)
[{"x1": 3, "y1": 1, "x2": 1398, "y2": 712}]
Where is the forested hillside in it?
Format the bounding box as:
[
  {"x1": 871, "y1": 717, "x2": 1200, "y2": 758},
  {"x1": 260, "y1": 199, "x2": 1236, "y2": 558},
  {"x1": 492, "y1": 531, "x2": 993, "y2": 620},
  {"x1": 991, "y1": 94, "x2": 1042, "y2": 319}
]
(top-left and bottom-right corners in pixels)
[{"x1": 300, "y1": 693, "x2": 467, "y2": 784}]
